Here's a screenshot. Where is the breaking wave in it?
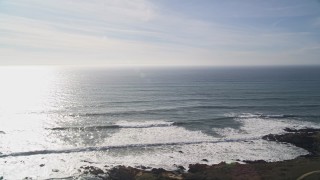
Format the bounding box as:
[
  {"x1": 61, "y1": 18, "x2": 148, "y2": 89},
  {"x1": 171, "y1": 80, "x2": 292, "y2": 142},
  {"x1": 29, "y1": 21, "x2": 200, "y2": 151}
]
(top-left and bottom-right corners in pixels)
[
  {"x1": 0, "y1": 137, "x2": 260, "y2": 158},
  {"x1": 47, "y1": 121, "x2": 174, "y2": 131}
]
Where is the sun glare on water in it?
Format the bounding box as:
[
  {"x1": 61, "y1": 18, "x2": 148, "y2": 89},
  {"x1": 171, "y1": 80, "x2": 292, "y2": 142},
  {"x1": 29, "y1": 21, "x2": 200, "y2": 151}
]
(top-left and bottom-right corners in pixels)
[{"x1": 0, "y1": 66, "x2": 57, "y2": 130}]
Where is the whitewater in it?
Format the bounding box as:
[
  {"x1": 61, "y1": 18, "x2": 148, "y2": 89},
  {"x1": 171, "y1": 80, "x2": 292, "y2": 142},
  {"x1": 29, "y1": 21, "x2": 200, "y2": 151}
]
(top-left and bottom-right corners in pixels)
[{"x1": 0, "y1": 66, "x2": 320, "y2": 179}]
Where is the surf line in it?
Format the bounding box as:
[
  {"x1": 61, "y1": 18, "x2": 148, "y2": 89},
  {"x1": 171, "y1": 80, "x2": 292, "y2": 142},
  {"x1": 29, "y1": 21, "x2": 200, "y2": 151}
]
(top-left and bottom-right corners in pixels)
[{"x1": 0, "y1": 137, "x2": 260, "y2": 158}]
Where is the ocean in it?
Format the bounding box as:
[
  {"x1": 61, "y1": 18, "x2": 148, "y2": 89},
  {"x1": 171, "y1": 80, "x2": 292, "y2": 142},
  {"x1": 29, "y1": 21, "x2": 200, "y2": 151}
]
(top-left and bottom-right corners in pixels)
[{"x1": 0, "y1": 66, "x2": 320, "y2": 179}]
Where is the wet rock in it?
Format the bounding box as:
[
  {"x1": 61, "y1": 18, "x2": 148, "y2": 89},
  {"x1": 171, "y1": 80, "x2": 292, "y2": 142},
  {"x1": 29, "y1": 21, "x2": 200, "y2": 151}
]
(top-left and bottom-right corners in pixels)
[
  {"x1": 188, "y1": 162, "x2": 230, "y2": 174},
  {"x1": 188, "y1": 163, "x2": 209, "y2": 173},
  {"x1": 135, "y1": 165, "x2": 151, "y2": 170},
  {"x1": 283, "y1": 128, "x2": 320, "y2": 133},
  {"x1": 263, "y1": 128, "x2": 320, "y2": 155},
  {"x1": 97, "y1": 173, "x2": 108, "y2": 179},
  {"x1": 80, "y1": 165, "x2": 104, "y2": 175},
  {"x1": 39, "y1": 164, "x2": 45, "y2": 167},
  {"x1": 242, "y1": 160, "x2": 267, "y2": 164},
  {"x1": 201, "y1": 159, "x2": 209, "y2": 162},
  {"x1": 108, "y1": 166, "x2": 139, "y2": 180},
  {"x1": 151, "y1": 168, "x2": 166, "y2": 174},
  {"x1": 174, "y1": 165, "x2": 185, "y2": 173},
  {"x1": 81, "y1": 159, "x2": 95, "y2": 164},
  {"x1": 52, "y1": 169, "x2": 59, "y2": 172},
  {"x1": 23, "y1": 177, "x2": 33, "y2": 180}
]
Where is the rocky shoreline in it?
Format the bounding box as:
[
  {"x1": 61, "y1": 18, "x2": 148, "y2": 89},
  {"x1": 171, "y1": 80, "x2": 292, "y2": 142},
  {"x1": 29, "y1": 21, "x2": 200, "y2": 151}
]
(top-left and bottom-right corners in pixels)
[
  {"x1": 64, "y1": 128, "x2": 320, "y2": 180},
  {"x1": 263, "y1": 128, "x2": 320, "y2": 157},
  {"x1": 8, "y1": 128, "x2": 319, "y2": 180}
]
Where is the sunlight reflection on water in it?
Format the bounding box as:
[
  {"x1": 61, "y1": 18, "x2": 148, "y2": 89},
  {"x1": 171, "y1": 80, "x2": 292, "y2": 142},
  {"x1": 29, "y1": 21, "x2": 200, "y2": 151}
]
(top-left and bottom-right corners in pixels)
[
  {"x1": 0, "y1": 67, "x2": 59, "y2": 130},
  {"x1": 0, "y1": 66, "x2": 63, "y2": 152},
  {"x1": 0, "y1": 66, "x2": 319, "y2": 179},
  {"x1": 0, "y1": 66, "x2": 57, "y2": 115}
]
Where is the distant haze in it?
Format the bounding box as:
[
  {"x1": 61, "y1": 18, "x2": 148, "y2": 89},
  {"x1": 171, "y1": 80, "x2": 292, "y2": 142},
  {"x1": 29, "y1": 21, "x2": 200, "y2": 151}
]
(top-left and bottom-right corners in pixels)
[{"x1": 0, "y1": 0, "x2": 320, "y2": 66}]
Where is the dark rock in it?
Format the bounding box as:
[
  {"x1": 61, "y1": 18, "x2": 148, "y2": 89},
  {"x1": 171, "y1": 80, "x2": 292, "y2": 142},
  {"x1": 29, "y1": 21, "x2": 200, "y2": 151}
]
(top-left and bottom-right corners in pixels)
[
  {"x1": 283, "y1": 128, "x2": 320, "y2": 133},
  {"x1": 284, "y1": 128, "x2": 297, "y2": 132},
  {"x1": 52, "y1": 169, "x2": 59, "y2": 172},
  {"x1": 174, "y1": 165, "x2": 186, "y2": 174},
  {"x1": 188, "y1": 164, "x2": 209, "y2": 173},
  {"x1": 39, "y1": 164, "x2": 45, "y2": 167},
  {"x1": 134, "y1": 165, "x2": 152, "y2": 170},
  {"x1": 97, "y1": 173, "x2": 109, "y2": 179},
  {"x1": 80, "y1": 165, "x2": 104, "y2": 175},
  {"x1": 0, "y1": 131, "x2": 5, "y2": 134},
  {"x1": 135, "y1": 165, "x2": 147, "y2": 170},
  {"x1": 173, "y1": 164, "x2": 185, "y2": 173},
  {"x1": 300, "y1": 154, "x2": 318, "y2": 158},
  {"x1": 151, "y1": 168, "x2": 166, "y2": 174},
  {"x1": 201, "y1": 159, "x2": 209, "y2": 162},
  {"x1": 263, "y1": 128, "x2": 320, "y2": 156},
  {"x1": 108, "y1": 166, "x2": 138, "y2": 180},
  {"x1": 23, "y1": 177, "x2": 33, "y2": 180},
  {"x1": 81, "y1": 159, "x2": 95, "y2": 164},
  {"x1": 242, "y1": 160, "x2": 267, "y2": 164},
  {"x1": 178, "y1": 150, "x2": 183, "y2": 153}
]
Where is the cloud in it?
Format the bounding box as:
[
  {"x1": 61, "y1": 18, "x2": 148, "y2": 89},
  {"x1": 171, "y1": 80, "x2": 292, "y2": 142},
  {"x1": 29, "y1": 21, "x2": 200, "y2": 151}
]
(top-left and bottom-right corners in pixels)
[{"x1": 1, "y1": 0, "x2": 320, "y2": 66}]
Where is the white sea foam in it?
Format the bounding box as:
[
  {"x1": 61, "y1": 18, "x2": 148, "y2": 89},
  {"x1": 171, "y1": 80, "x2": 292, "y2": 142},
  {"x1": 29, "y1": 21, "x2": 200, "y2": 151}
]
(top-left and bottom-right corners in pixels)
[
  {"x1": 0, "y1": 117, "x2": 318, "y2": 179},
  {"x1": 0, "y1": 139, "x2": 308, "y2": 179},
  {"x1": 103, "y1": 122, "x2": 215, "y2": 146},
  {"x1": 215, "y1": 113, "x2": 320, "y2": 139},
  {"x1": 114, "y1": 120, "x2": 174, "y2": 128}
]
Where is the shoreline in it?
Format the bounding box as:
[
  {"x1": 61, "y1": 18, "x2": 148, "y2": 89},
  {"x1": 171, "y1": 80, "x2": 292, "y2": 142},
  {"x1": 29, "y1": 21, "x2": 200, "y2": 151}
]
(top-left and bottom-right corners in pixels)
[
  {"x1": 67, "y1": 128, "x2": 320, "y2": 180},
  {"x1": 2, "y1": 128, "x2": 319, "y2": 179}
]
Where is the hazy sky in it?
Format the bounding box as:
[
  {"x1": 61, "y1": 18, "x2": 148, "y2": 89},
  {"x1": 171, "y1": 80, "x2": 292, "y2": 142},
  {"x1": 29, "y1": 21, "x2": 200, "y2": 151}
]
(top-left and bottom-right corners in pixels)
[{"x1": 1, "y1": 0, "x2": 320, "y2": 66}]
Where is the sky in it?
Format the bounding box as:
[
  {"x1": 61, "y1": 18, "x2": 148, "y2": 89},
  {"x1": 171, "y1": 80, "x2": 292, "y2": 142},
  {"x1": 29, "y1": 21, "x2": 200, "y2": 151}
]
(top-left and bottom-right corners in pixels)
[{"x1": 0, "y1": 0, "x2": 320, "y2": 66}]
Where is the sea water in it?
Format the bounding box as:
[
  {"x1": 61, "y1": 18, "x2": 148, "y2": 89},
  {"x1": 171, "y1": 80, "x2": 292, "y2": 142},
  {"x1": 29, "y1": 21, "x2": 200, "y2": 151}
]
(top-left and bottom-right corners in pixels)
[{"x1": 0, "y1": 66, "x2": 320, "y2": 179}]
